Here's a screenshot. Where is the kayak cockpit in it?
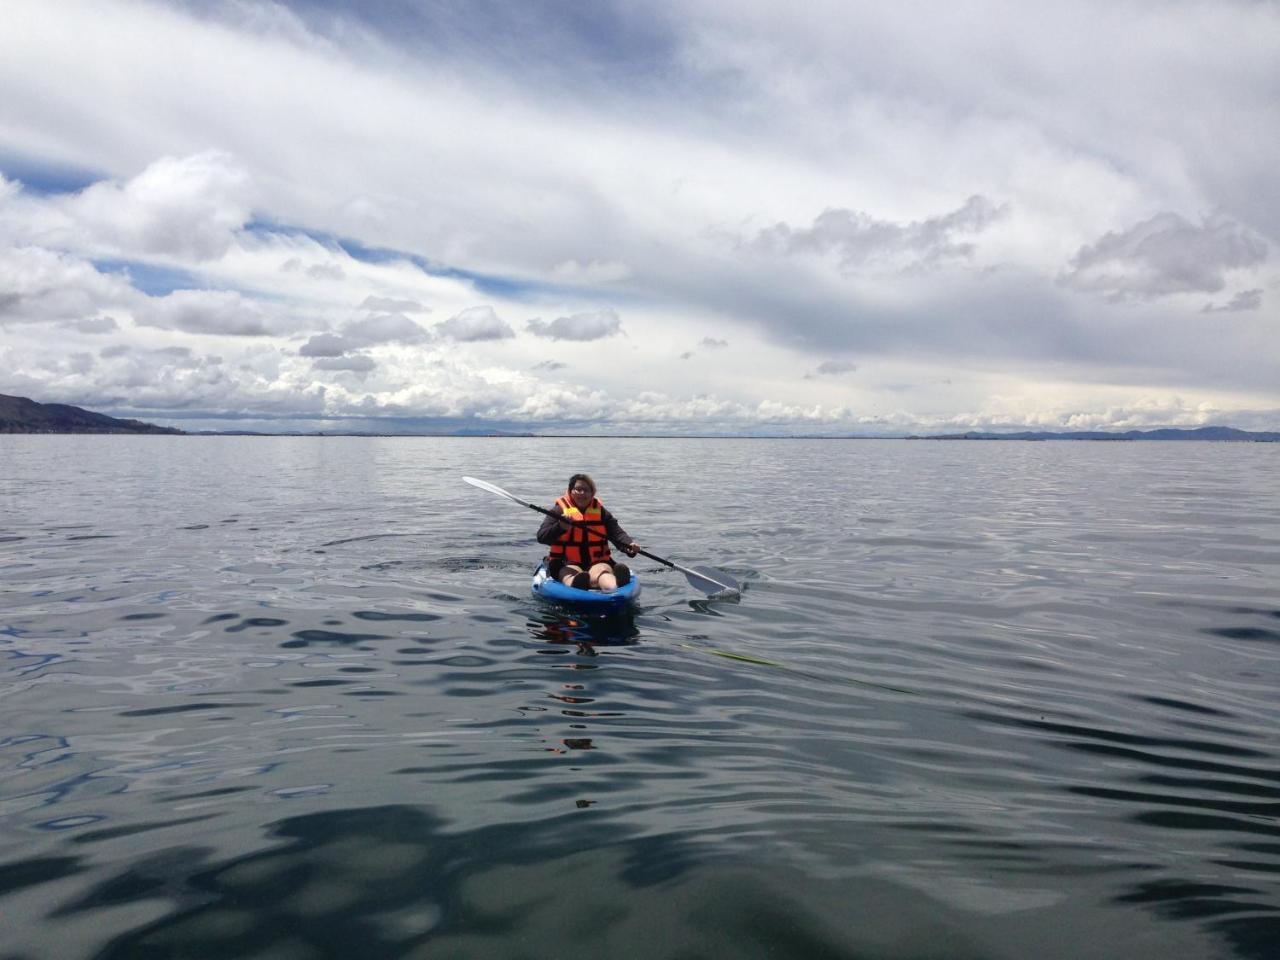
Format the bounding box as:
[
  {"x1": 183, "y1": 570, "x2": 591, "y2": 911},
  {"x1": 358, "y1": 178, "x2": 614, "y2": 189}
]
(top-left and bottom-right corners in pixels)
[{"x1": 531, "y1": 564, "x2": 641, "y2": 609}]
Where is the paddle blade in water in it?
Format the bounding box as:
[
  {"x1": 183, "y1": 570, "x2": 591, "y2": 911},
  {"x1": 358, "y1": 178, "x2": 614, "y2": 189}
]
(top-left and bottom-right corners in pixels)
[
  {"x1": 466, "y1": 476, "x2": 740, "y2": 600},
  {"x1": 686, "y1": 565, "x2": 740, "y2": 596}
]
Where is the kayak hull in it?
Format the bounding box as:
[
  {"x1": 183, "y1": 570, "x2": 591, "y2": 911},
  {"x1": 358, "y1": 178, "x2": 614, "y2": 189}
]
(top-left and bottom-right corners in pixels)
[{"x1": 531, "y1": 564, "x2": 641, "y2": 610}]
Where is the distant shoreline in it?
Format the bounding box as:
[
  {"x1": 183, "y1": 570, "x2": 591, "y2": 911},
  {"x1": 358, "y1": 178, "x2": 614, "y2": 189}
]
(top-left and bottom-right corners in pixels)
[
  {"x1": 8, "y1": 430, "x2": 1279, "y2": 442},
  {"x1": 2, "y1": 395, "x2": 1276, "y2": 441}
]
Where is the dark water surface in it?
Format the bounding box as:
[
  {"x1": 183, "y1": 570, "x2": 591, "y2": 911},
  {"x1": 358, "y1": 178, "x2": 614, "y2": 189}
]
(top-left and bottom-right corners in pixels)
[{"x1": 2, "y1": 436, "x2": 1278, "y2": 959}]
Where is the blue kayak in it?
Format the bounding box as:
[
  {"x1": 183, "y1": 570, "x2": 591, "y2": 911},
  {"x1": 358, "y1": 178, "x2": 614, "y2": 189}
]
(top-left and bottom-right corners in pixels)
[{"x1": 531, "y1": 564, "x2": 641, "y2": 610}]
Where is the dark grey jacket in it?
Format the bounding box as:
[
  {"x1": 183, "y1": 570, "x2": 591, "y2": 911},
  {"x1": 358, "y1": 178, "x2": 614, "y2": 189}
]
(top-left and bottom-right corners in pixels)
[{"x1": 536, "y1": 502, "x2": 635, "y2": 552}]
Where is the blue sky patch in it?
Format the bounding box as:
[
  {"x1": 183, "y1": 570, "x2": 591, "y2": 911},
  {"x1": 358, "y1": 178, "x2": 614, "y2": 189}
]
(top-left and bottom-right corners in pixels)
[
  {"x1": 245, "y1": 220, "x2": 587, "y2": 302},
  {"x1": 93, "y1": 260, "x2": 202, "y2": 297},
  {"x1": 0, "y1": 154, "x2": 103, "y2": 195}
]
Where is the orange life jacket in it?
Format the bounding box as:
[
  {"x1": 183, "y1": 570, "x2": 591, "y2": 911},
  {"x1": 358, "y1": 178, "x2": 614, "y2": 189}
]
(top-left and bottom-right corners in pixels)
[{"x1": 548, "y1": 494, "x2": 612, "y2": 567}]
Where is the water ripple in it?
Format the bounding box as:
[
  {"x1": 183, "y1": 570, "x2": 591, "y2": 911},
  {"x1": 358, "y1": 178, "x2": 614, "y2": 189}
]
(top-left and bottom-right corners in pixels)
[{"x1": 1, "y1": 436, "x2": 1277, "y2": 958}]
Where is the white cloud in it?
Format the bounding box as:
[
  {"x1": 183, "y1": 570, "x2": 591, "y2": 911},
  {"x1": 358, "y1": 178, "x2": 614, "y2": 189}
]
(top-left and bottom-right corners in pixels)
[
  {"x1": 551, "y1": 259, "x2": 633, "y2": 284},
  {"x1": 59, "y1": 152, "x2": 252, "y2": 261},
  {"x1": 0, "y1": 245, "x2": 139, "y2": 326},
  {"x1": 306, "y1": 262, "x2": 345, "y2": 280},
  {"x1": 134, "y1": 289, "x2": 280, "y2": 337},
  {"x1": 0, "y1": 0, "x2": 1277, "y2": 433},
  {"x1": 61, "y1": 315, "x2": 118, "y2": 334},
  {"x1": 193, "y1": 0, "x2": 322, "y2": 49},
  {"x1": 526, "y1": 308, "x2": 622, "y2": 341},
  {"x1": 312, "y1": 354, "x2": 376, "y2": 373},
  {"x1": 341, "y1": 312, "x2": 429, "y2": 345},
  {"x1": 361, "y1": 295, "x2": 427, "y2": 313},
  {"x1": 435, "y1": 306, "x2": 515, "y2": 342},
  {"x1": 755, "y1": 195, "x2": 1006, "y2": 274}
]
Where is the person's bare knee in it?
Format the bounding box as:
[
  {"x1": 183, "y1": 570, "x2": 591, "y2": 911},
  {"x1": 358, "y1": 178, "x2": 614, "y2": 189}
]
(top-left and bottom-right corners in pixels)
[{"x1": 589, "y1": 562, "x2": 616, "y2": 591}]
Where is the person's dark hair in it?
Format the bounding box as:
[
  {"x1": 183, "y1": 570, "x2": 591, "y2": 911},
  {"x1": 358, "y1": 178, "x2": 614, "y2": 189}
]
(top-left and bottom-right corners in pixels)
[{"x1": 567, "y1": 473, "x2": 596, "y2": 495}]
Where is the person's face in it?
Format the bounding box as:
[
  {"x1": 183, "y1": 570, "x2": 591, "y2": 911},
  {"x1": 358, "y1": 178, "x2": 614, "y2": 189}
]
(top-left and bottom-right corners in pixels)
[{"x1": 568, "y1": 481, "x2": 594, "y2": 509}]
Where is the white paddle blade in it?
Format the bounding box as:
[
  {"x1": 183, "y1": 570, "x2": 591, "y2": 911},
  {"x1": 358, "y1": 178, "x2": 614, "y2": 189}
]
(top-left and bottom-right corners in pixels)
[
  {"x1": 686, "y1": 566, "x2": 741, "y2": 597},
  {"x1": 463, "y1": 476, "x2": 526, "y2": 506}
]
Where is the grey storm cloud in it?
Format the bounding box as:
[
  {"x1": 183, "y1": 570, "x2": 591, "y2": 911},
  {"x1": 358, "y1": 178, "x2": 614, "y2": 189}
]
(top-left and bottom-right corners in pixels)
[
  {"x1": 341, "y1": 312, "x2": 428, "y2": 345},
  {"x1": 1062, "y1": 212, "x2": 1268, "y2": 301},
  {"x1": 312, "y1": 354, "x2": 376, "y2": 372},
  {"x1": 134, "y1": 290, "x2": 272, "y2": 336},
  {"x1": 299, "y1": 312, "x2": 429, "y2": 359},
  {"x1": 755, "y1": 195, "x2": 1005, "y2": 272},
  {"x1": 66, "y1": 352, "x2": 95, "y2": 374},
  {"x1": 1203, "y1": 289, "x2": 1264, "y2": 314},
  {"x1": 526, "y1": 307, "x2": 621, "y2": 341},
  {"x1": 660, "y1": 246, "x2": 1097, "y2": 366},
  {"x1": 299, "y1": 333, "x2": 355, "y2": 357},
  {"x1": 804, "y1": 359, "x2": 858, "y2": 379},
  {"x1": 62, "y1": 316, "x2": 118, "y2": 334},
  {"x1": 435, "y1": 306, "x2": 515, "y2": 341}
]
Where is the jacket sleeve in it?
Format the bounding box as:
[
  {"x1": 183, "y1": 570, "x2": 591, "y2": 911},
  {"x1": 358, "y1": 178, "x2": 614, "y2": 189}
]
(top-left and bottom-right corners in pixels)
[
  {"x1": 603, "y1": 508, "x2": 635, "y2": 549},
  {"x1": 536, "y1": 504, "x2": 567, "y2": 544}
]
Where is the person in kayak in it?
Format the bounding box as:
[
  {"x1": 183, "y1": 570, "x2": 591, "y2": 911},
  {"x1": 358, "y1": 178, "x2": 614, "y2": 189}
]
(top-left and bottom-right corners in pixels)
[{"x1": 537, "y1": 473, "x2": 642, "y2": 592}]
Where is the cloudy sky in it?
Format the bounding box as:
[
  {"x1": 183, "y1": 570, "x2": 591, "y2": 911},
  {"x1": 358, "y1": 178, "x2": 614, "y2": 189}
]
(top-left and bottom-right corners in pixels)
[{"x1": 2, "y1": 0, "x2": 1277, "y2": 434}]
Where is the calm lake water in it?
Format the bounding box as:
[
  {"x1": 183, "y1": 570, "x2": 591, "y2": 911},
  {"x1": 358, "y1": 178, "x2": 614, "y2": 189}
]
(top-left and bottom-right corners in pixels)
[{"x1": 1, "y1": 436, "x2": 1278, "y2": 959}]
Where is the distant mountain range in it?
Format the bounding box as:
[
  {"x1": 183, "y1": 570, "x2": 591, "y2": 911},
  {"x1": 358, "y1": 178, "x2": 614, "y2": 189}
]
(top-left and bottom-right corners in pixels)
[
  {"x1": 909, "y1": 426, "x2": 1280, "y2": 442},
  {"x1": 0, "y1": 394, "x2": 184, "y2": 434},
  {"x1": 2, "y1": 393, "x2": 1277, "y2": 440}
]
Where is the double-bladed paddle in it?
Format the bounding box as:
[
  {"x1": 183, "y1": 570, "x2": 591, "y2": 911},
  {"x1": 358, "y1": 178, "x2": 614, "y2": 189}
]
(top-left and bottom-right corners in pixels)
[{"x1": 462, "y1": 475, "x2": 741, "y2": 597}]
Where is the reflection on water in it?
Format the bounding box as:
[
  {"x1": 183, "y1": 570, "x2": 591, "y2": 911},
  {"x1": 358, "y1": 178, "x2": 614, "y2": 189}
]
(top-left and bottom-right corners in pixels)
[
  {"x1": 32, "y1": 800, "x2": 1259, "y2": 960},
  {"x1": 80, "y1": 804, "x2": 1052, "y2": 960},
  {"x1": 1, "y1": 436, "x2": 1279, "y2": 959},
  {"x1": 528, "y1": 607, "x2": 641, "y2": 650}
]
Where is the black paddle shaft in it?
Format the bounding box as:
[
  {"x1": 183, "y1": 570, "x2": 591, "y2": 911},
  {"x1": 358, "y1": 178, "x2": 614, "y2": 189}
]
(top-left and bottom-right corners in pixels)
[
  {"x1": 521, "y1": 500, "x2": 738, "y2": 594},
  {"x1": 462, "y1": 476, "x2": 739, "y2": 595},
  {"x1": 518, "y1": 500, "x2": 663, "y2": 565}
]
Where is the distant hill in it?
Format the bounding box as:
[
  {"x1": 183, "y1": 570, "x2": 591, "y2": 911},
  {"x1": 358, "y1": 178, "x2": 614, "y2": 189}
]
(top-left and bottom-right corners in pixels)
[
  {"x1": 909, "y1": 426, "x2": 1280, "y2": 442},
  {"x1": 0, "y1": 394, "x2": 184, "y2": 434}
]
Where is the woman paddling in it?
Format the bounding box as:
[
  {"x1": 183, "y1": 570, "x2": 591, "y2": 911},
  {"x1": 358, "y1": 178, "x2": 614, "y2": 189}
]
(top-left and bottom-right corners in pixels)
[{"x1": 537, "y1": 474, "x2": 641, "y2": 592}]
